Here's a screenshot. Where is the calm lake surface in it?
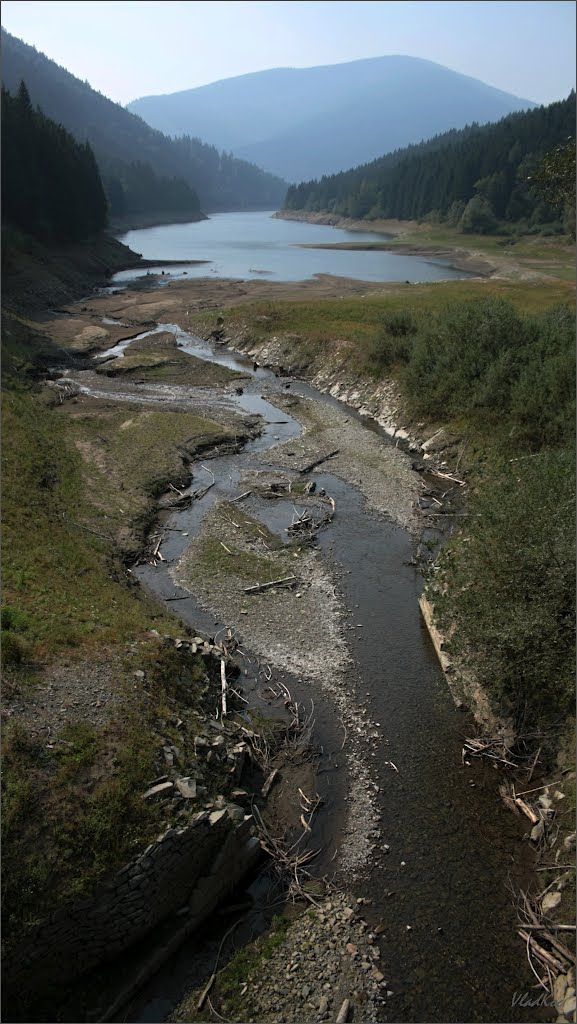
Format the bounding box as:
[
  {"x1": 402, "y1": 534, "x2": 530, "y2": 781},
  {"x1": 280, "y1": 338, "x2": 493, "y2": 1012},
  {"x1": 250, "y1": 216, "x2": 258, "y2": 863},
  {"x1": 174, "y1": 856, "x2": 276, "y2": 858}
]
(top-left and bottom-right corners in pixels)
[{"x1": 114, "y1": 210, "x2": 471, "y2": 285}]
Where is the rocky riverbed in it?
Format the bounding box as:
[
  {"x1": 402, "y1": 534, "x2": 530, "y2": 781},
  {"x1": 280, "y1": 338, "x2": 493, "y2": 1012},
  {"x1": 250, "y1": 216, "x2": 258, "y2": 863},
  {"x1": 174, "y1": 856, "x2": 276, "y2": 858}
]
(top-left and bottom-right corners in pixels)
[{"x1": 23, "y1": 283, "x2": 564, "y2": 1024}]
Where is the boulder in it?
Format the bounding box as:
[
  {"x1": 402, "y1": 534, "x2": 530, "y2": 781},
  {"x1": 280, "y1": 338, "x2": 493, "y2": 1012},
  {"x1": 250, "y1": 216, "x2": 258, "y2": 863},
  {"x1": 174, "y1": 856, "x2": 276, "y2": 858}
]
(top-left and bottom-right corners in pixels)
[{"x1": 175, "y1": 777, "x2": 197, "y2": 800}]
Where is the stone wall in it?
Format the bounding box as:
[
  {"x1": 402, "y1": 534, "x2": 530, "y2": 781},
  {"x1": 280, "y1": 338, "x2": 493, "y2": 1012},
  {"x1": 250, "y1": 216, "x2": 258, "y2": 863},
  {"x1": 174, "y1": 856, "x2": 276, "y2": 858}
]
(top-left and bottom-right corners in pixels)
[{"x1": 5, "y1": 805, "x2": 258, "y2": 1001}]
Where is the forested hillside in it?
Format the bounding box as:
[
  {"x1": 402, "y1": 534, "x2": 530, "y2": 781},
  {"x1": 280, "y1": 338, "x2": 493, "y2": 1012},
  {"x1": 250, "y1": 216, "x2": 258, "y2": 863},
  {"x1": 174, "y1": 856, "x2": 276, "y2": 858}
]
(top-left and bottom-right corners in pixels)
[
  {"x1": 284, "y1": 93, "x2": 576, "y2": 233},
  {"x1": 1, "y1": 83, "x2": 107, "y2": 244},
  {"x1": 1, "y1": 81, "x2": 141, "y2": 311},
  {"x1": 1, "y1": 30, "x2": 286, "y2": 219}
]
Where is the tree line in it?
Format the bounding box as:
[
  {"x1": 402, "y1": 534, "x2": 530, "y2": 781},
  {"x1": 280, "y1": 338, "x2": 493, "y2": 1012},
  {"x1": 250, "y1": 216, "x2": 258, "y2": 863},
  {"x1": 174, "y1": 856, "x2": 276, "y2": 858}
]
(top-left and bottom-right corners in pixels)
[
  {"x1": 103, "y1": 160, "x2": 200, "y2": 220},
  {"x1": 1, "y1": 82, "x2": 107, "y2": 244},
  {"x1": 284, "y1": 93, "x2": 576, "y2": 234}
]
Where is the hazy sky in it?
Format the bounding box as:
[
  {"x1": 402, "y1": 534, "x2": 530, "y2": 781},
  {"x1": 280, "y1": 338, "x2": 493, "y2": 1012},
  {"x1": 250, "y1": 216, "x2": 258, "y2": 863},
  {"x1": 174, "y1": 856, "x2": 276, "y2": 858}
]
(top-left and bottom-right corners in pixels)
[{"x1": 1, "y1": 1, "x2": 575, "y2": 106}]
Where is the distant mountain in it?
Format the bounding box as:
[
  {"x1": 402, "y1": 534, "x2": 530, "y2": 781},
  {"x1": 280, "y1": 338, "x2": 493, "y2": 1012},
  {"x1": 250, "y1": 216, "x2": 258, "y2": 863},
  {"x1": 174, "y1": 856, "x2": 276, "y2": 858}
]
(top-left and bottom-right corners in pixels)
[
  {"x1": 284, "y1": 93, "x2": 576, "y2": 231},
  {"x1": 1, "y1": 30, "x2": 287, "y2": 219},
  {"x1": 127, "y1": 55, "x2": 537, "y2": 183}
]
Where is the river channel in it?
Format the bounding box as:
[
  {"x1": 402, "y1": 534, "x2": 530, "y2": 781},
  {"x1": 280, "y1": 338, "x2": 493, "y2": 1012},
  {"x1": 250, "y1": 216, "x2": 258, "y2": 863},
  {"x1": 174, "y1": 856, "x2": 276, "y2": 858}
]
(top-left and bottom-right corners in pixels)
[{"x1": 74, "y1": 319, "x2": 539, "y2": 1023}]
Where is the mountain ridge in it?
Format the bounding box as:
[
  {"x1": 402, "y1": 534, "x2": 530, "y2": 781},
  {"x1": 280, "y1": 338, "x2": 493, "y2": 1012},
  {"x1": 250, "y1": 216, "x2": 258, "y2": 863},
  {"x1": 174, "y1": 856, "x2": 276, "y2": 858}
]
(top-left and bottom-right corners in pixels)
[{"x1": 128, "y1": 54, "x2": 537, "y2": 182}]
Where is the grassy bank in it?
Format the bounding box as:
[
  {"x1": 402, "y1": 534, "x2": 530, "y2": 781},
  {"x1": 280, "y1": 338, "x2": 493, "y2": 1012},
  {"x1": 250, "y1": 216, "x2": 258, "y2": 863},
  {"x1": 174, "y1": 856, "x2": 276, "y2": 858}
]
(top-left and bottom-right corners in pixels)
[
  {"x1": 0, "y1": 315, "x2": 246, "y2": 978},
  {"x1": 188, "y1": 276, "x2": 573, "y2": 364},
  {"x1": 1, "y1": 388, "x2": 234, "y2": 656}
]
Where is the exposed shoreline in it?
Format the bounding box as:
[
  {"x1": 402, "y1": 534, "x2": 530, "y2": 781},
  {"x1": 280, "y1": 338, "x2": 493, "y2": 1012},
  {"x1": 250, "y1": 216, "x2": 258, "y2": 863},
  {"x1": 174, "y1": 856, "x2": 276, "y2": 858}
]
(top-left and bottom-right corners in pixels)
[{"x1": 275, "y1": 208, "x2": 497, "y2": 276}]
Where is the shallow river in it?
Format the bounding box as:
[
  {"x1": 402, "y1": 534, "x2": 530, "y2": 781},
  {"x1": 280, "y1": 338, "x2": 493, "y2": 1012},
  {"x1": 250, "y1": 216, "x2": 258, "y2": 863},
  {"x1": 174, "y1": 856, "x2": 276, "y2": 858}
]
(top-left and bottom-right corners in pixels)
[
  {"x1": 114, "y1": 210, "x2": 472, "y2": 285},
  {"x1": 77, "y1": 323, "x2": 539, "y2": 1023}
]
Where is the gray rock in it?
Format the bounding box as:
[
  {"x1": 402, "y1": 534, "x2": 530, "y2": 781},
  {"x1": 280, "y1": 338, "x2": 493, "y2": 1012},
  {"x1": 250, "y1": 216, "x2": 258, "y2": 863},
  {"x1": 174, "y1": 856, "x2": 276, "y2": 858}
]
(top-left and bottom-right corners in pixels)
[
  {"x1": 563, "y1": 995, "x2": 576, "y2": 1016},
  {"x1": 175, "y1": 777, "x2": 197, "y2": 799},
  {"x1": 530, "y1": 819, "x2": 545, "y2": 842},
  {"x1": 209, "y1": 809, "x2": 228, "y2": 826},
  {"x1": 542, "y1": 891, "x2": 562, "y2": 914},
  {"x1": 142, "y1": 781, "x2": 174, "y2": 800},
  {"x1": 225, "y1": 803, "x2": 245, "y2": 825},
  {"x1": 554, "y1": 974, "x2": 569, "y2": 1006}
]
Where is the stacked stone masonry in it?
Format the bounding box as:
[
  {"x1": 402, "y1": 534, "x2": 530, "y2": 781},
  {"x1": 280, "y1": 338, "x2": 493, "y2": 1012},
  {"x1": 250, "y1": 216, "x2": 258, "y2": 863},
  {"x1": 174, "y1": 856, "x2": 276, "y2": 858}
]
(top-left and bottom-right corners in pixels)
[{"x1": 6, "y1": 806, "x2": 256, "y2": 996}]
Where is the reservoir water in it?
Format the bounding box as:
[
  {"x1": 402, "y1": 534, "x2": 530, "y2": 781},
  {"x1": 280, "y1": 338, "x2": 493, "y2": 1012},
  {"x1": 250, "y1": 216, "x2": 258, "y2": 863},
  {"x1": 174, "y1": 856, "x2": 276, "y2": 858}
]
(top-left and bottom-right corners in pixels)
[{"x1": 114, "y1": 210, "x2": 472, "y2": 285}]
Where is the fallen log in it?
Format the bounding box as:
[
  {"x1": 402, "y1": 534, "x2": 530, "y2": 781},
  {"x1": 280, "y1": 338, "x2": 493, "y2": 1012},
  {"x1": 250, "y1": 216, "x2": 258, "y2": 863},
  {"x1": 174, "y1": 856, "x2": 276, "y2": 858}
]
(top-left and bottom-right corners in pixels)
[
  {"x1": 244, "y1": 576, "x2": 297, "y2": 594},
  {"x1": 518, "y1": 930, "x2": 565, "y2": 973},
  {"x1": 299, "y1": 449, "x2": 340, "y2": 475},
  {"x1": 522, "y1": 924, "x2": 576, "y2": 932},
  {"x1": 428, "y1": 468, "x2": 466, "y2": 486}
]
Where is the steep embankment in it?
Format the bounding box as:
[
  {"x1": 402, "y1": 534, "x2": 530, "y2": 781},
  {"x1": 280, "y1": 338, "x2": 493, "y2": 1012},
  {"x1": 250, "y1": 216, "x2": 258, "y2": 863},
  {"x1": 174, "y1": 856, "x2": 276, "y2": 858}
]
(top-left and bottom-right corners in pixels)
[{"x1": 2, "y1": 228, "x2": 152, "y2": 314}]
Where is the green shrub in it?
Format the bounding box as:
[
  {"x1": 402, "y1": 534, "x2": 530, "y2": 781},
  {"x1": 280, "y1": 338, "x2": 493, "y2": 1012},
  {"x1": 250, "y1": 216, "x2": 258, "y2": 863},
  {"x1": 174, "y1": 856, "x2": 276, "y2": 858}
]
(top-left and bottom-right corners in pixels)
[
  {"x1": 1, "y1": 606, "x2": 30, "y2": 632},
  {"x1": 404, "y1": 299, "x2": 575, "y2": 447},
  {"x1": 1, "y1": 631, "x2": 27, "y2": 667},
  {"x1": 433, "y1": 448, "x2": 575, "y2": 737},
  {"x1": 362, "y1": 310, "x2": 417, "y2": 375},
  {"x1": 381, "y1": 310, "x2": 418, "y2": 337}
]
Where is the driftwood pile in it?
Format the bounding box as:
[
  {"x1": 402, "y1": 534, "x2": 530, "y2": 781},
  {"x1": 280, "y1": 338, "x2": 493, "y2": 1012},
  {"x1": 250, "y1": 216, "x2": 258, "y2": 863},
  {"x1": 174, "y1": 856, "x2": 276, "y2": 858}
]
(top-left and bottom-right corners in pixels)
[
  {"x1": 515, "y1": 887, "x2": 575, "y2": 995},
  {"x1": 286, "y1": 495, "x2": 336, "y2": 542}
]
